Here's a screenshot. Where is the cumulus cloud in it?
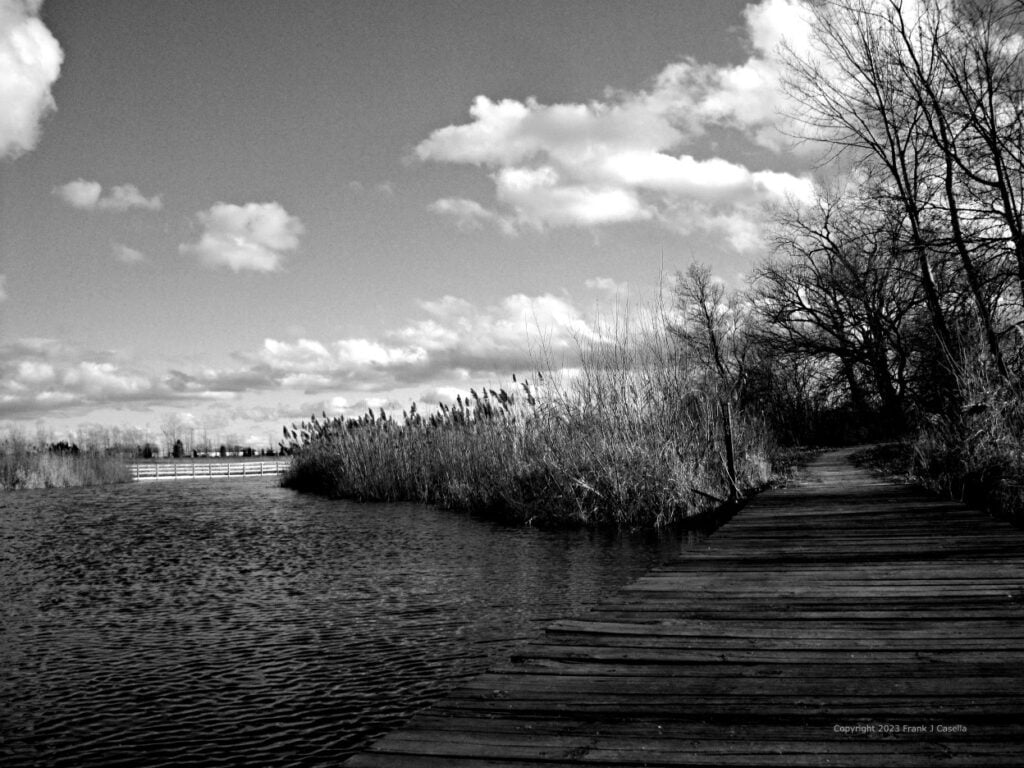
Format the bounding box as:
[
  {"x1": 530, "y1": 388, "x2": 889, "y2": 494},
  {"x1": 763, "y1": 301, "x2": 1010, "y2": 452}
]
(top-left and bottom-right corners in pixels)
[
  {"x1": 494, "y1": 166, "x2": 652, "y2": 228},
  {"x1": 180, "y1": 201, "x2": 304, "y2": 273},
  {"x1": 53, "y1": 179, "x2": 163, "y2": 212},
  {"x1": 0, "y1": 0, "x2": 63, "y2": 158},
  {"x1": 418, "y1": 94, "x2": 684, "y2": 167},
  {"x1": 416, "y1": 0, "x2": 815, "y2": 246},
  {"x1": 746, "y1": 0, "x2": 815, "y2": 59}
]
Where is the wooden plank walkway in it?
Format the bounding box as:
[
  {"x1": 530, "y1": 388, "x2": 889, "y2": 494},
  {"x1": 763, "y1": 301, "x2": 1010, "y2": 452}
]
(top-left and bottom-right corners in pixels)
[{"x1": 345, "y1": 448, "x2": 1024, "y2": 767}]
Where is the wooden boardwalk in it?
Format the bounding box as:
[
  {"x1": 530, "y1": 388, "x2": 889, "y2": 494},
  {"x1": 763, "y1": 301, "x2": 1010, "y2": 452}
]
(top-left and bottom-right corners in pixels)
[{"x1": 346, "y1": 449, "x2": 1024, "y2": 767}]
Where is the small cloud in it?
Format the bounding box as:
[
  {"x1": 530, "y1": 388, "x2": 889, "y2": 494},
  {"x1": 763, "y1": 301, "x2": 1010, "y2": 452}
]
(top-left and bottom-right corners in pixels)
[
  {"x1": 0, "y1": 0, "x2": 63, "y2": 158},
  {"x1": 53, "y1": 179, "x2": 162, "y2": 212},
  {"x1": 348, "y1": 396, "x2": 403, "y2": 414},
  {"x1": 100, "y1": 183, "x2": 163, "y2": 211},
  {"x1": 419, "y1": 386, "x2": 464, "y2": 405},
  {"x1": 349, "y1": 180, "x2": 397, "y2": 199},
  {"x1": 113, "y1": 243, "x2": 147, "y2": 264},
  {"x1": 180, "y1": 201, "x2": 304, "y2": 273},
  {"x1": 428, "y1": 197, "x2": 515, "y2": 234},
  {"x1": 585, "y1": 277, "x2": 627, "y2": 295},
  {"x1": 53, "y1": 178, "x2": 100, "y2": 208},
  {"x1": 0, "y1": 273, "x2": 7, "y2": 302},
  {"x1": 298, "y1": 396, "x2": 350, "y2": 417}
]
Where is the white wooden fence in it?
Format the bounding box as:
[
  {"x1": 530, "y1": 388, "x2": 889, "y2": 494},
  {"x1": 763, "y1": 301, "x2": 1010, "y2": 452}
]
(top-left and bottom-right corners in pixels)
[{"x1": 128, "y1": 459, "x2": 291, "y2": 481}]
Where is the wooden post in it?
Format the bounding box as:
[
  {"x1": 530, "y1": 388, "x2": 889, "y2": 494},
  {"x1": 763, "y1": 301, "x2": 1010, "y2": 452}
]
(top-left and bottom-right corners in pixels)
[{"x1": 723, "y1": 399, "x2": 738, "y2": 504}]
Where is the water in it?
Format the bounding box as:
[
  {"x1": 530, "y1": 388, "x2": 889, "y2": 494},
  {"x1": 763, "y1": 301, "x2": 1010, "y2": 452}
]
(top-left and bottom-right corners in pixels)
[{"x1": 0, "y1": 479, "x2": 691, "y2": 766}]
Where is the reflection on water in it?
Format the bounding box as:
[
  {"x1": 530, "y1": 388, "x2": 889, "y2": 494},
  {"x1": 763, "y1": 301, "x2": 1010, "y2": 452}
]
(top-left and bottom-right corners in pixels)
[{"x1": 0, "y1": 479, "x2": 688, "y2": 766}]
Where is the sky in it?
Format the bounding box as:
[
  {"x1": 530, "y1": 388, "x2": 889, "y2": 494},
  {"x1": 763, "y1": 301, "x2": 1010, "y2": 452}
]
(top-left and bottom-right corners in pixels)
[{"x1": 0, "y1": 0, "x2": 819, "y2": 448}]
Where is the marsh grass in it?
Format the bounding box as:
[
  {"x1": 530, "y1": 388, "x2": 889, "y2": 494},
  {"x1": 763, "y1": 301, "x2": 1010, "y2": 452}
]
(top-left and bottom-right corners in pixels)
[
  {"x1": 848, "y1": 359, "x2": 1024, "y2": 528},
  {"x1": 910, "y1": 368, "x2": 1024, "y2": 527},
  {"x1": 283, "y1": 310, "x2": 776, "y2": 528},
  {"x1": 0, "y1": 435, "x2": 131, "y2": 490}
]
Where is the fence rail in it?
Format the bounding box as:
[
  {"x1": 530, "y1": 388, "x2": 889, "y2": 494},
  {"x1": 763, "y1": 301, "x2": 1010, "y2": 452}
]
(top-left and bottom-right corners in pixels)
[{"x1": 128, "y1": 460, "x2": 291, "y2": 481}]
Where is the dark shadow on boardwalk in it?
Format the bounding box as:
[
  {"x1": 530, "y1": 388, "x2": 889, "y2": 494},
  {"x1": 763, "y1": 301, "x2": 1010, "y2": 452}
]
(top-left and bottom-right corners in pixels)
[{"x1": 346, "y1": 448, "x2": 1024, "y2": 766}]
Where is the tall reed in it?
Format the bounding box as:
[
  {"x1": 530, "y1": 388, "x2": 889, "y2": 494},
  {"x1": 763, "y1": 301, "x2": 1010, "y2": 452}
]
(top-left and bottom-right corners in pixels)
[
  {"x1": 283, "y1": 308, "x2": 776, "y2": 527},
  {"x1": 0, "y1": 434, "x2": 131, "y2": 490}
]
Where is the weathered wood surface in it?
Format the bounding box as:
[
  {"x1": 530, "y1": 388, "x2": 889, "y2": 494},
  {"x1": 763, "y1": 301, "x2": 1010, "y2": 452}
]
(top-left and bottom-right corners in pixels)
[{"x1": 346, "y1": 448, "x2": 1024, "y2": 766}]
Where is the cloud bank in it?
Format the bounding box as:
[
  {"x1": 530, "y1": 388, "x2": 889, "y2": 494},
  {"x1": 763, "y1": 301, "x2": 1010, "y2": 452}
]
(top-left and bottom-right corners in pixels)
[
  {"x1": 0, "y1": 287, "x2": 613, "y2": 422},
  {"x1": 180, "y1": 202, "x2": 304, "y2": 273},
  {"x1": 0, "y1": 0, "x2": 62, "y2": 158},
  {"x1": 416, "y1": 0, "x2": 815, "y2": 250},
  {"x1": 0, "y1": 339, "x2": 170, "y2": 416}
]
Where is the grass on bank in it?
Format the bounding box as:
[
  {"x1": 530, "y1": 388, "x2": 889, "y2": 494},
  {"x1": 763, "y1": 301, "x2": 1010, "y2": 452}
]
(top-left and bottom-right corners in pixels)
[
  {"x1": 849, "y1": 367, "x2": 1024, "y2": 528},
  {"x1": 913, "y1": 379, "x2": 1024, "y2": 527},
  {"x1": 283, "y1": 322, "x2": 778, "y2": 528},
  {"x1": 0, "y1": 439, "x2": 131, "y2": 491}
]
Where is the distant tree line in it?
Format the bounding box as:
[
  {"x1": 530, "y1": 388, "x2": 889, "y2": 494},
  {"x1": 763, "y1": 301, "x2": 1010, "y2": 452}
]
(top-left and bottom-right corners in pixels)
[{"x1": 1, "y1": 420, "x2": 285, "y2": 461}]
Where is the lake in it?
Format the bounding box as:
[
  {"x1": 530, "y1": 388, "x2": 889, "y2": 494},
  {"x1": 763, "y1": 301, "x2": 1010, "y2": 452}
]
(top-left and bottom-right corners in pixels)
[{"x1": 0, "y1": 478, "x2": 694, "y2": 766}]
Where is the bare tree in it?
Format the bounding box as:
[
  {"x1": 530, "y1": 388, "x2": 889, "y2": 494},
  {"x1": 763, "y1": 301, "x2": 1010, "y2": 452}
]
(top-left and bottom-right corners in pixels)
[
  {"x1": 757, "y1": 181, "x2": 931, "y2": 428},
  {"x1": 670, "y1": 263, "x2": 754, "y2": 398},
  {"x1": 930, "y1": 0, "x2": 1024, "y2": 298},
  {"x1": 160, "y1": 413, "x2": 183, "y2": 457},
  {"x1": 781, "y1": 0, "x2": 958, "y2": 362},
  {"x1": 869, "y1": 0, "x2": 1014, "y2": 374}
]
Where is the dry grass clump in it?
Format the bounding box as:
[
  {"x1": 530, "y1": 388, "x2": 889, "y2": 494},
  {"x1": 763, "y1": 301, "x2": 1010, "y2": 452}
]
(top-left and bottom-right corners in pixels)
[
  {"x1": 0, "y1": 434, "x2": 131, "y2": 490},
  {"x1": 911, "y1": 368, "x2": 1024, "y2": 527},
  {"x1": 283, "y1": 322, "x2": 776, "y2": 528}
]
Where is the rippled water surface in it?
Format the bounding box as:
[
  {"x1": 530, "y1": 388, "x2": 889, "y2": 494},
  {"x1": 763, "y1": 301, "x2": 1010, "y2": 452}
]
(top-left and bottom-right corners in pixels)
[{"x1": 1, "y1": 479, "x2": 688, "y2": 766}]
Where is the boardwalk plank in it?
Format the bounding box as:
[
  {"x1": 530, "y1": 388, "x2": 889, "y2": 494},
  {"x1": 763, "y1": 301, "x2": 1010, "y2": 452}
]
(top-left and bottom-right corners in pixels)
[
  {"x1": 398, "y1": 716, "x2": 1024, "y2": 740},
  {"x1": 343, "y1": 448, "x2": 1024, "y2": 766}
]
